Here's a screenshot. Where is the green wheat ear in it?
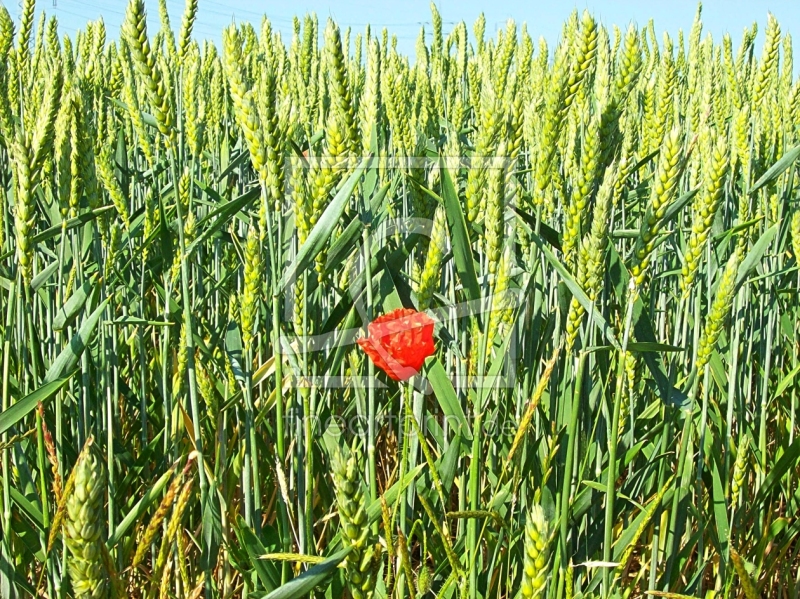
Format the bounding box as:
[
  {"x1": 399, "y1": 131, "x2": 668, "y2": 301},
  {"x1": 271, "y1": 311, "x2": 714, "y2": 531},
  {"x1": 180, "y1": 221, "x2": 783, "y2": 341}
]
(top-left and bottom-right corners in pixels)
[
  {"x1": 333, "y1": 447, "x2": 382, "y2": 599},
  {"x1": 65, "y1": 446, "x2": 110, "y2": 599},
  {"x1": 521, "y1": 505, "x2": 550, "y2": 598}
]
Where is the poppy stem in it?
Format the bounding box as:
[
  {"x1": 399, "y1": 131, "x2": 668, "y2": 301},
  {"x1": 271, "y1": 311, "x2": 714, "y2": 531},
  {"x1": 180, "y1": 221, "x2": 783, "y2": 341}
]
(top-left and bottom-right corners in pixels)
[
  {"x1": 405, "y1": 382, "x2": 426, "y2": 513},
  {"x1": 399, "y1": 378, "x2": 413, "y2": 537}
]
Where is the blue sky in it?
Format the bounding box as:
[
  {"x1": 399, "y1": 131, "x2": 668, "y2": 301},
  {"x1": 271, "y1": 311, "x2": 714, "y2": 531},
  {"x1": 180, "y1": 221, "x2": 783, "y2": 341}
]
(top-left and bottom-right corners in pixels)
[{"x1": 29, "y1": 0, "x2": 800, "y2": 64}]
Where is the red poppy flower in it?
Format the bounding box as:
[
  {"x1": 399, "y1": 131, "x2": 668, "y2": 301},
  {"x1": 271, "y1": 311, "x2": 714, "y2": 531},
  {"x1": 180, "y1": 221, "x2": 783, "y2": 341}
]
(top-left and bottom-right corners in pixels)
[{"x1": 357, "y1": 308, "x2": 436, "y2": 381}]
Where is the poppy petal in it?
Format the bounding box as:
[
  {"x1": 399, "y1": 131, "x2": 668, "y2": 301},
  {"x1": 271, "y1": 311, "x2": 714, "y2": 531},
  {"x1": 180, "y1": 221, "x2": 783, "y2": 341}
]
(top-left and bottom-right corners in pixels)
[{"x1": 357, "y1": 308, "x2": 436, "y2": 381}]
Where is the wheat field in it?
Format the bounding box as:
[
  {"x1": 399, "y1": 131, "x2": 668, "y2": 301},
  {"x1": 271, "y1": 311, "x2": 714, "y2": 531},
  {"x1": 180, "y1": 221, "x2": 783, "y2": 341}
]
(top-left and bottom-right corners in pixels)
[{"x1": 1, "y1": 0, "x2": 800, "y2": 598}]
